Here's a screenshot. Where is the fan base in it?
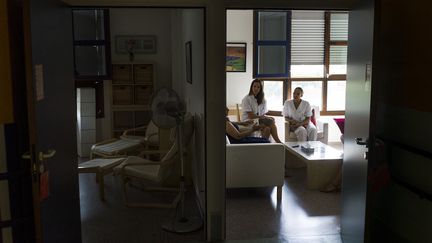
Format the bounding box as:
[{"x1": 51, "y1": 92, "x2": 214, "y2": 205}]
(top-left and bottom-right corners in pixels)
[{"x1": 162, "y1": 216, "x2": 203, "y2": 233}]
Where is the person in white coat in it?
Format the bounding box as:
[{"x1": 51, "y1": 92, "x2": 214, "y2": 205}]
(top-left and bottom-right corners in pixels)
[
  {"x1": 282, "y1": 87, "x2": 317, "y2": 141},
  {"x1": 241, "y1": 79, "x2": 282, "y2": 143}
]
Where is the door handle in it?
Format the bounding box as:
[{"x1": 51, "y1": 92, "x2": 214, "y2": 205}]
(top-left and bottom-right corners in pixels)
[
  {"x1": 22, "y1": 151, "x2": 31, "y2": 160},
  {"x1": 355, "y1": 137, "x2": 369, "y2": 147},
  {"x1": 39, "y1": 149, "x2": 56, "y2": 161},
  {"x1": 21, "y1": 150, "x2": 38, "y2": 174},
  {"x1": 22, "y1": 149, "x2": 56, "y2": 161}
]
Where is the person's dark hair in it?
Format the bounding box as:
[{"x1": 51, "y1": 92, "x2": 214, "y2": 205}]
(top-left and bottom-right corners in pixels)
[
  {"x1": 294, "y1": 87, "x2": 304, "y2": 95},
  {"x1": 248, "y1": 79, "x2": 264, "y2": 105}
]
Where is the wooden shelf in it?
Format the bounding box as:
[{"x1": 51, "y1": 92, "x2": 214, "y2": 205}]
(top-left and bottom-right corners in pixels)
[
  {"x1": 112, "y1": 64, "x2": 132, "y2": 84},
  {"x1": 112, "y1": 85, "x2": 133, "y2": 105},
  {"x1": 111, "y1": 63, "x2": 154, "y2": 137}
]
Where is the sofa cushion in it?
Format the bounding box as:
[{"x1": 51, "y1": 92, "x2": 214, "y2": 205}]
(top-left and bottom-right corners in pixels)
[
  {"x1": 311, "y1": 108, "x2": 317, "y2": 126},
  {"x1": 334, "y1": 118, "x2": 345, "y2": 134}
]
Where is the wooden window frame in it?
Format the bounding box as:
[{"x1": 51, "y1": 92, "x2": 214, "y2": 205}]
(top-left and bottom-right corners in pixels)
[{"x1": 324, "y1": 11, "x2": 348, "y2": 115}]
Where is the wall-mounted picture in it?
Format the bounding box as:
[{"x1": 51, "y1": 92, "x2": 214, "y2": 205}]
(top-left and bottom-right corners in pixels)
[
  {"x1": 115, "y1": 35, "x2": 157, "y2": 54},
  {"x1": 226, "y1": 42, "x2": 246, "y2": 72},
  {"x1": 185, "y1": 41, "x2": 192, "y2": 84}
]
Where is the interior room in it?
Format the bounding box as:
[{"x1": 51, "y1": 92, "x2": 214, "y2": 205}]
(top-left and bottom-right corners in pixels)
[
  {"x1": 2, "y1": 0, "x2": 431, "y2": 242},
  {"x1": 75, "y1": 8, "x2": 348, "y2": 242},
  {"x1": 73, "y1": 7, "x2": 347, "y2": 242},
  {"x1": 74, "y1": 8, "x2": 206, "y2": 242},
  {"x1": 225, "y1": 9, "x2": 347, "y2": 241}
]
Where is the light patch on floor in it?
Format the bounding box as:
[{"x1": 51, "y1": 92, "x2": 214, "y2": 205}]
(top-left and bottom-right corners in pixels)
[{"x1": 226, "y1": 167, "x2": 341, "y2": 241}]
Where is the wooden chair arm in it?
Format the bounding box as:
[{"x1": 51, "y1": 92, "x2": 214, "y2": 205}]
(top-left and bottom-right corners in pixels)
[
  {"x1": 91, "y1": 138, "x2": 118, "y2": 149},
  {"x1": 120, "y1": 160, "x2": 162, "y2": 174},
  {"x1": 146, "y1": 133, "x2": 158, "y2": 139},
  {"x1": 97, "y1": 155, "x2": 126, "y2": 159},
  {"x1": 122, "y1": 125, "x2": 148, "y2": 136},
  {"x1": 139, "y1": 150, "x2": 168, "y2": 155}
]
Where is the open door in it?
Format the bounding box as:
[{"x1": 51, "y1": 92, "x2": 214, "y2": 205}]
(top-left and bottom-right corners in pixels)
[
  {"x1": 341, "y1": 0, "x2": 375, "y2": 242},
  {"x1": 26, "y1": 0, "x2": 82, "y2": 241},
  {"x1": 343, "y1": 0, "x2": 432, "y2": 241},
  {"x1": 1, "y1": 0, "x2": 81, "y2": 242}
]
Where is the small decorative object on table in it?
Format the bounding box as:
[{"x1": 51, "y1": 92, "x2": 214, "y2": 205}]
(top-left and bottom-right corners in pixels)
[{"x1": 301, "y1": 144, "x2": 315, "y2": 153}]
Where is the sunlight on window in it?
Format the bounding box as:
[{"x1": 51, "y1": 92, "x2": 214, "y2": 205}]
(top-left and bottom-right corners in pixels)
[
  {"x1": 329, "y1": 46, "x2": 347, "y2": 75},
  {"x1": 329, "y1": 64, "x2": 347, "y2": 75},
  {"x1": 291, "y1": 81, "x2": 322, "y2": 109},
  {"x1": 263, "y1": 81, "x2": 284, "y2": 111},
  {"x1": 290, "y1": 65, "x2": 324, "y2": 78},
  {"x1": 330, "y1": 13, "x2": 349, "y2": 41},
  {"x1": 327, "y1": 81, "x2": 346, "y2": 111}
]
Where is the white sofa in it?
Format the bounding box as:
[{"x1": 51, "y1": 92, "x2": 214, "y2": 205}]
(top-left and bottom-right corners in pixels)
[{"x1": 226, "y1": 138, "x2": 285, "y2": 200}]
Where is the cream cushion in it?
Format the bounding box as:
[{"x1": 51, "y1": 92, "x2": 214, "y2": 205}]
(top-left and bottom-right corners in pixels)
[
  {"x1": 92, "y1": 139, "x2": 142, "y2": 156},
  {"x1": 114, "y1": 156, "x2": 161, "y2": 181}
]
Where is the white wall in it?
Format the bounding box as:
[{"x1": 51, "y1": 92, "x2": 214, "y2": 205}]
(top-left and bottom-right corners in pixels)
[
  {"x1": 98, "y1": 8, "x2": 174, "y2": 141},
  {"x1": 109, "y1": 8, "x2": 173, "y2": 88},
  {"x1": 226, "y1": 10, "x2": 254, "y2": 107}
]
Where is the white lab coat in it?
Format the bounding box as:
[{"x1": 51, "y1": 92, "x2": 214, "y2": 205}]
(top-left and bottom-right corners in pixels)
[
  {"x1": 282, "y1": 99, "x2": 312, "y2": 122},
  {"x1": 240, "y1": 95, "x2": 267, "y2": 121},
  {"x1": 282, "y1": 99, "x2": 317, "y2": 141}
]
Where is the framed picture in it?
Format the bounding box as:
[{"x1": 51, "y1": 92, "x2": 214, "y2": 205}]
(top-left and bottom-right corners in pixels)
[
  {"x1": 226, "y1": 42, "x2": 247, "y2": 72},
  {"x1": 115, "y1": 35, "x2": 157, "y2": 54},
  {"x1": 185, "y1": 41, "x2": 192, "y2": 84}
]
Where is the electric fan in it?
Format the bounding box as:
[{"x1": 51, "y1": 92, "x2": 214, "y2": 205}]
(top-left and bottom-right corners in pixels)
[{"x1": 150, "y1": 87, "x2": 202, "y2": 233}]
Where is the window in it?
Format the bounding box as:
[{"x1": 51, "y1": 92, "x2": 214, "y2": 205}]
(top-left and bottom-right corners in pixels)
[
  {"x1": 291, "y1": 81, "x2": 323, "y2": 110},
  {"x1": 254, "y1": 11, "x2": 291, "y2": 77},
  {"x1": 72, "y1": 9, "x2": 111, "y2": 118},
  {"x1": 290, "y1": 11, "x2": 325, "y2": 78},
  {"x1": 72, "y1": 9, "x2": 111, "y2": 79},
  {"x1": 327, "y1": 80, "x2": 346, "y2": 111},
  {"x1": 255, "y1": 11, "x2": 348, "y2": 115},
  {"x1": 262, "y1": 80, "x2": 284, "y2": 111}
]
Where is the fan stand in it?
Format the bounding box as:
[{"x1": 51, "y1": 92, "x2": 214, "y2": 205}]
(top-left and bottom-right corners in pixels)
[{"x1": 162, "y1": 116, "x2": 203, "y2": 233}]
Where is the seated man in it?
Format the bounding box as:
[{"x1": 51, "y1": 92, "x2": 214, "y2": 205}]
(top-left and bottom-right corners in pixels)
[{"x1": 226, "y1": 107, "x2": 270, "y2": 144}]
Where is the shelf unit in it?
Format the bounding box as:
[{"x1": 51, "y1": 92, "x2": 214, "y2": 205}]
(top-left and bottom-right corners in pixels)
[{"x1": 111, "y1": 63, "x2": 154, "y2": 137}]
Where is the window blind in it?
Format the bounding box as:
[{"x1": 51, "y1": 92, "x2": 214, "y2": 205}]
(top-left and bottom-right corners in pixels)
[
  {"x1": 330, "y1": 45, "x2": 347, "y2": 65},
  {"x1": 291, "y1": 11, "x2": 325, "y2": 65},
  {"x1": 330, "y1": 13, "x2": 349, "y2": 41}
]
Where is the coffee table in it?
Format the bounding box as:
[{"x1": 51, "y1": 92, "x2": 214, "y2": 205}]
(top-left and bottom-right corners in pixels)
[
  {"x1": 78, "y1": 157, "x2": 125, "y2": 201},
  {"x1": 284, "y1": 141, "x2": 343, "y2": 190}
]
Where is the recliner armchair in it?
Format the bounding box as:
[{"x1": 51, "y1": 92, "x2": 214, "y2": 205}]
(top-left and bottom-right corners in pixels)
[
  {"x1": 90, "y1": 121, "x2": 160, "y2": 159},
  {"x1": 113, "y1": 115, "x2": 194, "y2": 208},
  {"x1": 284, "y1": 106, "x2": 329, "y2": 144}
]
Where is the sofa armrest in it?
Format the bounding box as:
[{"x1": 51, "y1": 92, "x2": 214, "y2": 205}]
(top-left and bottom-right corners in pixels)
[
  {"x1": 316, "y1": 119, "x2": 329, "y2": 144},
  {"x1": 226, "y1": 143, "x2": 285, "y2": 188}
]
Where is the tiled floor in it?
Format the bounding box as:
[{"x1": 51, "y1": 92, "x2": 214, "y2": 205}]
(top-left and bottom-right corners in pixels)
[
  {"x1": 224, "y1": 234, "x2": 342, "y2": 243},
  {"x1": 226, "y1": 167, "x2": 341, "y2": 242},
  {"x1": 79, "y1": 157, "x2": 341, "y2": 243},
  {"x1": 79, "y1": 172, "x2": 204, "y2": 243}
]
